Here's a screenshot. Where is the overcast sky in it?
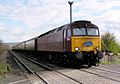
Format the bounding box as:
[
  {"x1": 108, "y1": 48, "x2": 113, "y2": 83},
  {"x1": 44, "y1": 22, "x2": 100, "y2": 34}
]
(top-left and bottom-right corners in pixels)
[{"x1": 0, "y1": 0, "x2": 120, "y2": 43}]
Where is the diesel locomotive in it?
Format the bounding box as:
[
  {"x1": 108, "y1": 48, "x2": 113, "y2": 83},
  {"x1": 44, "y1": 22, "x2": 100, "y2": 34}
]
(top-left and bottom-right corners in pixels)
[{"x1": 13, "y1": 20, "x2": 103, "y2": 67}]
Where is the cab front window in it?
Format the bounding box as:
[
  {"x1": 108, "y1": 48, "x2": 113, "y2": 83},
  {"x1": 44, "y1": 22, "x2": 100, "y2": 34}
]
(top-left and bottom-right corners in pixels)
[
  {"x1": 87, "y1": 28, "x2": 99, "y2": 35},
  {"x1": 73, "y1": 28, "x2": 86, "y2": 35}
]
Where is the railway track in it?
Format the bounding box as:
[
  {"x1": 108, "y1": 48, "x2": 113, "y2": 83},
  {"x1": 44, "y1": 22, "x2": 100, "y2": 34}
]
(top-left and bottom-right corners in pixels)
[
  {"x1": 43, "y1": 62, "x2": 120, "y2": 84},
  {"x1": 9, "y1": 51, "x2": 48, "y2": 84},
  {"x1": 10, "y1": 51, "x2": 84, "y2": 84},
  {"x1": 39, "y1": 59, "x2": 120, "y2": 84},
  {"x1": 10, "y1": 51, "x2": 120, "y2": 84},
  {"x1": 92, "y1": 67, "x2": 120, "y2": 75},
  {"x1": 79, "y1": 67, "x2": 120, "y2": 83}
]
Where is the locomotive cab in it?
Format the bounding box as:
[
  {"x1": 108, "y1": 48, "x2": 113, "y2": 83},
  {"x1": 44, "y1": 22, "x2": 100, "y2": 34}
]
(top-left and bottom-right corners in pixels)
[{"x1": 64, "y1": 21, "x2": 103, "y2": 67}]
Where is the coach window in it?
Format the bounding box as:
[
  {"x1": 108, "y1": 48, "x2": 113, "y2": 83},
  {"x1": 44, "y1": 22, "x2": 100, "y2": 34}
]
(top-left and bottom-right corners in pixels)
[{"x1": 67, "y1": 29, "x2": 71, "y2": 37}]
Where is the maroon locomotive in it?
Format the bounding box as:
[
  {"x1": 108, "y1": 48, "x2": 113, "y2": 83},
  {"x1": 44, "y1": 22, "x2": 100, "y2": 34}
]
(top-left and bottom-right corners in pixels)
[{"x1": 13, "y1": 20, "x2": 103, "y2": 67}]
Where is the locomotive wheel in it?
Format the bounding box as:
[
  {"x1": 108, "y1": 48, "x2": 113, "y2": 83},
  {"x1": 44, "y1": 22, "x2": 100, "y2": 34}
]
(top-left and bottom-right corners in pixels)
[
  {"x1": 65, "y1": 58, "x2": 77, "y2": 67},
  {"x1": 88, "y1": 63, "x2": 92, "y2": 67},
  {"x1": 87, "y1": 58, "x2": 92, "y2": 68},
  {"x1": 95, "y1": 57, "x2": 99, "y2": 67}
]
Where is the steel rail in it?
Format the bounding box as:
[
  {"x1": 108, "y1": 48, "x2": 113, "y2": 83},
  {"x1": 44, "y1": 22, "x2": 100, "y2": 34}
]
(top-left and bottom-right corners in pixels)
[
  {"x1": 14, "y1": 51, "x2": 84, "y2": 84},
  {"x1": 10, "y1": 51, "x2": 34, "y2": 74},
  {"x1": 92, "y1": 67, "x2": 120, "y2": 75},
  {"x1": 17, "y1": 53, "x2": 52, "y2": 71},
  {"x1": 9, "y1": 51, "x2": 48, "y2": 84},
  {"x1": 79, "y1": 69, "x2": 120, "y2": 83}
]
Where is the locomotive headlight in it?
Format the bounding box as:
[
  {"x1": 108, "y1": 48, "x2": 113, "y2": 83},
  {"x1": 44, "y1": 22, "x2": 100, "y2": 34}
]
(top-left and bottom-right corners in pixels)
[
  {"x1": 94, "y1": 46, "x2": 99, "y2": 50},
  {"x1": 96, "y1": 47, "x2": 99, "y2": 50},
  {"x1": 75, "y1": 47, "x2": 79, "y2": 51}
]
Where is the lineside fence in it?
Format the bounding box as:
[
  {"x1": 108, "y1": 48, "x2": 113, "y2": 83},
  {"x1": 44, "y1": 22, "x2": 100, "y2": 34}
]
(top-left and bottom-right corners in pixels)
[{"x1": 101, "y1": 53, "x2": 120, "y2": 64}]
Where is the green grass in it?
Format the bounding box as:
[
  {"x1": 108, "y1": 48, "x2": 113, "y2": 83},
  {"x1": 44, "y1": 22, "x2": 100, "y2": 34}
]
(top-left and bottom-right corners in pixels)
[
  {"x1": 0, "y1": 63, "x2": 10, "y2": 78},
  {"x1": 100, "y1": 60, "x2": 120, "y2": 64}
]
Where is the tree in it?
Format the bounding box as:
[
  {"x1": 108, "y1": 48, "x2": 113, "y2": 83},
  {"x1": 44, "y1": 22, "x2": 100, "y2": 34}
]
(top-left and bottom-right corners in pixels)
[{"x1": 101, "y1": 32, "x2": 120, "y2": 54}]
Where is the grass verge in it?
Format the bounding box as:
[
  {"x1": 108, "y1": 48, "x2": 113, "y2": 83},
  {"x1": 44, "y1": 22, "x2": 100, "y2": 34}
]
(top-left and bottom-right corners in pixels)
[
  {"x1": 100, "y1": 61, "x2": 120, "y2": 64},
  {"x1": 0, "y1": 63, "x2": 10, "y2": 78}
]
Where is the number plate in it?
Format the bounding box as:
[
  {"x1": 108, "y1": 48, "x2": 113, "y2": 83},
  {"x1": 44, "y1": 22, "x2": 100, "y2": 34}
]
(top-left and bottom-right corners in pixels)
[{"x1": 84, "y1": 41, "x2": 93, "y2": 46}]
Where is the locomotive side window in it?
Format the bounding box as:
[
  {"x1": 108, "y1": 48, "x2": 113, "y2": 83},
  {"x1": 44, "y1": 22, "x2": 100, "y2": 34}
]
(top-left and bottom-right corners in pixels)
[
  {"x1": 64, "y1": 29, "x2": 66, "y2": 38},
  {"x1": 63, "y1": 29, "x2": 66, "y2": 50},
  {"x1": 67, "y1": 29, "x2": 71, "y2": 37},
  {"x1": 73, "y1": 28, "x2": 86, "y2": 35},
  {"x1": 87, "y1": 28, "x2": 99, "y2": 35}
]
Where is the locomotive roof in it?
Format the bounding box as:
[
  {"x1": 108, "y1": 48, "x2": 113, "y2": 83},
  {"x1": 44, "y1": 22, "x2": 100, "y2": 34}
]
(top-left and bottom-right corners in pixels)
[
  {"x1": 69, "y1": 20, "x2": 98, "y2": 28},
  {"x1": 71, "y1": 20, "x2": 91, "y2": 24},
  {"x1": 38, "y1": 20, "x2": 98, "y2": 37}
]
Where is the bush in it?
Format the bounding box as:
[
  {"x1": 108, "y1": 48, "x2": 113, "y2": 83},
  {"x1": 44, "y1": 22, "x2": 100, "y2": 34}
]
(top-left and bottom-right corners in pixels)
[{"x1": 101, "y1": 32, "x2": 120, "y2": 54}]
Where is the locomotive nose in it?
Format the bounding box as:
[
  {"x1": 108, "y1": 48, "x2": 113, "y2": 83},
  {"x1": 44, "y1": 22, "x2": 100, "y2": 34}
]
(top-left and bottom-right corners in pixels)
[{"x1": 71, "y1": 36, "x2": 101, "y2": 52}]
